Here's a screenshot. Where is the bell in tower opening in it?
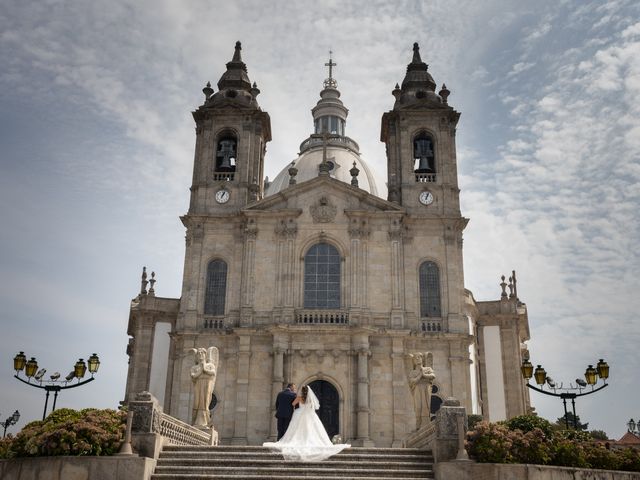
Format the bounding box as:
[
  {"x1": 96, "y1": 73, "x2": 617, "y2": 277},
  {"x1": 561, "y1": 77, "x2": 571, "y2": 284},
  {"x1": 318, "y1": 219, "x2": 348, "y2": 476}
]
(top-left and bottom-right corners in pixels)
[
  {"x1": 216, "y1": 136, "x2": 237, "y2": 172},
  {"x1": 414, "y1": 133, "x2": 435, "y2": 173}
]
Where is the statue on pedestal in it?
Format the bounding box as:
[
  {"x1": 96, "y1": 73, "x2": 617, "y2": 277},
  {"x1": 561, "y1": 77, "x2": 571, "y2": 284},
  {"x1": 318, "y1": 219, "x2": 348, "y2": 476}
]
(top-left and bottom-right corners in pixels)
[
  {"x1": 407, "y1": 351, "x2": 436, "y2": 430},
  {"x1": 190, "y1": 346, "x2": 218, "y2": 428}
]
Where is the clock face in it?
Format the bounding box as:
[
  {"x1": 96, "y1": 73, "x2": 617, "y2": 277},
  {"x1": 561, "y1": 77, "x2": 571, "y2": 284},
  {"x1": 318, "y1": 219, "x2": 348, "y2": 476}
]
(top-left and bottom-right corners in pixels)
[
  {"x1": 215, "y1": 189, "x2": 230, "y2": 204},
  {"x1": 419, "y1": 191, "x2": 434, "y2": 205}
]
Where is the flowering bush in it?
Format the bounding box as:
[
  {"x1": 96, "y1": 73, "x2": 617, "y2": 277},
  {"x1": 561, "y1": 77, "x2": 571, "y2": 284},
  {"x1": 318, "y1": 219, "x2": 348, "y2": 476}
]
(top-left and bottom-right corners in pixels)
[
  {"x1": 466, "y1": 415, "x2": 640, "y2": 472},
  {"x1": 504, "y1": 414, "x2": 555, "y2": 438},
  {"x1": 1, "y1": 408, "x2": 125, "y2": 458}
]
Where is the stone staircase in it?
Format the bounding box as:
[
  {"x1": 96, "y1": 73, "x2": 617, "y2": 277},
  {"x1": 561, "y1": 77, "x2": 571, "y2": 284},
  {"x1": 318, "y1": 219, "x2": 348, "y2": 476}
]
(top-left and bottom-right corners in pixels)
[{"x1": 151, "y1": 445, "x2": 435, "y2": 479}]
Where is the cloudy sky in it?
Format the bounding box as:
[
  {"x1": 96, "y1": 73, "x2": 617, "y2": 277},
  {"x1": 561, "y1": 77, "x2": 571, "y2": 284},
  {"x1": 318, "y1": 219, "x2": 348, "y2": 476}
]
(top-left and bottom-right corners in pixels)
[{"x1": 1, "y1": 0, "x2": 638, "y2": 439}]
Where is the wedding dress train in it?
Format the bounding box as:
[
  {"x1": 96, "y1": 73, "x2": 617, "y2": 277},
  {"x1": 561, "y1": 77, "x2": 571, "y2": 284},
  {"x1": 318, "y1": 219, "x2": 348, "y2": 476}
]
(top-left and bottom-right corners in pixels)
[{"x1": 263, "y1": 386, "x2": 351, "y2": 462}]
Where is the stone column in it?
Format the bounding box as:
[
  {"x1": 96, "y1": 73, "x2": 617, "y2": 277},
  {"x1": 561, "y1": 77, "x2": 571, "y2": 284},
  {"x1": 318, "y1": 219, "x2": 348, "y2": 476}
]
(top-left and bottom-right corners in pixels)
[
  {"x1": 269, "y1": 345, "x2": 285, "y2": 440},
  {"x1": 391, "y1": 334, "x2": 408, "y2": 447},
  {"x1": 274, "y1": 218, "x2": 297, "y2": 322},
  {"x1": 240, "y1": 219, "x2": 257, "y2": 327},
  {"x1": 231, "y1": 334, "x2": 251, "y2": 444},
  {"x1": 353, "y1": 333, "x2": 374, "y2": 446},
  {"x1": 389, "y1": 217, "x2": 405, "y2": 328}
]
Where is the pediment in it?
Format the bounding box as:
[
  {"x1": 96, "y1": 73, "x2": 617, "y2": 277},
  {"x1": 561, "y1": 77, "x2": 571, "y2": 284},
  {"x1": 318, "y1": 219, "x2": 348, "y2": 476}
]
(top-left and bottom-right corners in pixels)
[{"x1": 244, "y1": 176, "x2": 404, "y2": 215}]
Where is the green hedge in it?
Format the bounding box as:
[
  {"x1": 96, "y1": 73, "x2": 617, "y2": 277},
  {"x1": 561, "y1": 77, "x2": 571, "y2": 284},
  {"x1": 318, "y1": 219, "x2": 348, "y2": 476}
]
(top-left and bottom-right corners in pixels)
[
  {"x1": 0, "y1": 408, "x2": 126, "y2": 458},
  {"x1": 466, "y1": 415, "x2": 640, "y2": 472}
]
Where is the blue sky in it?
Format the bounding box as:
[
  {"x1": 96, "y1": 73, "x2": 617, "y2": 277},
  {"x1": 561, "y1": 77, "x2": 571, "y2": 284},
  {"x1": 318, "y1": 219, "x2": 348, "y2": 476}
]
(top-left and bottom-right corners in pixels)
[{"x1": 1, "y1": 0, "x2": 639, "y2": 439}]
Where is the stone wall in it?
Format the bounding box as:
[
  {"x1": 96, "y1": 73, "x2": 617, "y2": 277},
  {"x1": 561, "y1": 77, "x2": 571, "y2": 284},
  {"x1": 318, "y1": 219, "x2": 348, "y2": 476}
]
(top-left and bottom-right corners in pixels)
[
  {"x1": 0, "y1": 456, "x2": 155, "y2": 480},
  {"x1": 436, "y1": 462, "x2": 640, "y2": 480}
]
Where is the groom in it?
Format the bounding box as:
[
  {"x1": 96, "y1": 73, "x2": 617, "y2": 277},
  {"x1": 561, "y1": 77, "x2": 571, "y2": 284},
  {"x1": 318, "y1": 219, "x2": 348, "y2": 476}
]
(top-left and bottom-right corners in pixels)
[{"x1": 275, "y1": 383, "x2": 297, "y2": 440}]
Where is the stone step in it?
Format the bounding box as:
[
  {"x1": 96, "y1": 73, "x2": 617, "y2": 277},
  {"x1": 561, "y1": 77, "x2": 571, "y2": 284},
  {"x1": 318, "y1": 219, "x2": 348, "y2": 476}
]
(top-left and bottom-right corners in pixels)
[
  {"x1": 162, "y1": 445, "x2": 428, "y2": 455},
  {"x1": 152, "y1": 445, "x2": 435, "y2": 480},
  {"x1": 157, "y1": 458, "x2": 431, "y2": 469},
  {"x1": 152, "y1": 476, "x2": 433, "y2": 480},
  {"x1": 158, "y1": 452, "x2": 433, "y2": 463},
  {"x1": 155, "y1": 462, "x2": 431, "y2": 478}
]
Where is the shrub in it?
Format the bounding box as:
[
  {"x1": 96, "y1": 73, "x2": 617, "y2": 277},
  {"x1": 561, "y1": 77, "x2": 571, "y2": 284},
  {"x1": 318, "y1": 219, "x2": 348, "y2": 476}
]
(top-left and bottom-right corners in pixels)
[
  {"x1": 616, "y1": 448, "x2": 640, "y2": 472},
  {"x1": 467, "y1": 414, "x2": 484, "y2": 431},
  {"x1": 510, "y1": 427, "x2": 552, "y2": 465},
  {"x1": 583, "y1": 442, "x2": 620, "y2": 471},
  {"x1": 1, "y1": 408, "x2": 125, "y2": 458},
  {"x1": 466, "y1": 421, "x2": 516, "y2": 463},
  {"x1": 550, "y1": 438, "x2": 588, "y2": 468},
  {"x1": 504, "y1": 414, "x2": 555, "y2": 439}
]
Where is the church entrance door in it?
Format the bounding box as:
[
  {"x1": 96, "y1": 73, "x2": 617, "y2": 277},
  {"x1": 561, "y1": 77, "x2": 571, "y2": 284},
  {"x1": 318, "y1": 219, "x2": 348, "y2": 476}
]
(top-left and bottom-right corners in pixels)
[{"x1": 308, "y1": 380, "x2": 339, "y2": 438}]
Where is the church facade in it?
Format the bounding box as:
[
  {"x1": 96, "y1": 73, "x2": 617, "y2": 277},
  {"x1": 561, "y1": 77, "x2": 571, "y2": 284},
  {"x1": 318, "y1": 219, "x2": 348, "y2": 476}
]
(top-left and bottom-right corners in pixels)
[{"x1": 124, "y1": 42, "x2": 531, "y2": 447}]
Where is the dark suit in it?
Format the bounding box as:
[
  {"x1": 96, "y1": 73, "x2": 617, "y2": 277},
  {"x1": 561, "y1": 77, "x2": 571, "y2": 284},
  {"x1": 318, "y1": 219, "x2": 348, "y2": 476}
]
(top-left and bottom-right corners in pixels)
[{"x1": 275, "y1": 388, "x2": 297, "y2": 440}]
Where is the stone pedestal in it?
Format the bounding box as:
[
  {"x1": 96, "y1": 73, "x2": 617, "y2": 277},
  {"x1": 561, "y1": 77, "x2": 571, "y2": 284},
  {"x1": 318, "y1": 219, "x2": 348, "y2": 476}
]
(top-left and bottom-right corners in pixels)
[{"x1": 434, "y1": 397, "x2": 467, "y2": 463}]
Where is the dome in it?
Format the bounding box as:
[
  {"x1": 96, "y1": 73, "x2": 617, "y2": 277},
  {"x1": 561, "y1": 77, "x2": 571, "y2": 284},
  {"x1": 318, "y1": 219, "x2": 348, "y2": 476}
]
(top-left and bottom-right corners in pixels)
[
  {"x1": 265, "y1": 53, "x2": 379, "y2": 197},
  {"x1": 266, "y1": 143, "x2": 379, "y2": 197}
]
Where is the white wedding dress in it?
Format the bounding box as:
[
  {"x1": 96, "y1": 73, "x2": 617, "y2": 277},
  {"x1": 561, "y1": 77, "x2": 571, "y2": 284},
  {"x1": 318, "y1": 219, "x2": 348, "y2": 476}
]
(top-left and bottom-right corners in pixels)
[{"x1": 263, "y1": 386, "x2": 351, "y2": 462}]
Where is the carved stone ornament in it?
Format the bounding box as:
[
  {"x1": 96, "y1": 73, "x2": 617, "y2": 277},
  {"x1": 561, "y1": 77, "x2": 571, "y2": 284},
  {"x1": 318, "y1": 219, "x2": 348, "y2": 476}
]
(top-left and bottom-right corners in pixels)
[
  {"x1": 274, "y1": 218, "x2": 298, "y2": 238},
  {"x1": 388, "y1": 218, "x2": 406, "y2": 241},
  {"x1": 243, "y1": 218, "x2": 258, "y2": 239},
  {"x1": 348, "y1": 218, "x2": 371, "y2": 238},
  {"x1": 310, "y1": 197, "x2": 337, "y2": 223}
]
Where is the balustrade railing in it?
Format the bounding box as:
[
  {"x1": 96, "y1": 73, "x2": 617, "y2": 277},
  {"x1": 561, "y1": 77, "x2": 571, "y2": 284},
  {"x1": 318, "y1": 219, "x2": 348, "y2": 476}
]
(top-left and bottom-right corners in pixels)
[
  {"x1": 421, "y1": 319, "x2": 443, "y2": 333},
  {"x1": 158, "y1": 412, "x2": 212, "y2": 446},
  {"x1": 204, "y1": 317, "x2": 225, "y2": 330},
  {"x1": 415, "y1": 173, "x2": 437, "y2": 183},
  {"x1": 213, "y1": 172, "x2": 234, "y2": 181},
  {"x1": 296, "y1": 310, "x2": 349, "y2": 325}
]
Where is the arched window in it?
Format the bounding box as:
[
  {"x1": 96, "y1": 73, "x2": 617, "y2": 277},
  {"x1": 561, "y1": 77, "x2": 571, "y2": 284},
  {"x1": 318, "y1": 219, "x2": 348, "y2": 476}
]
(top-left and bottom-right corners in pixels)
[
  {"x1": 414, "y1": 133, "x2": 435, "y2": 173},
  {"x1": 304, "y1": 243, "x2": 340, "y2": 309},
  {"x1": 204, "y1": 260, "x2": 227, "y2": 315},
  {"x1": 215, "y1": 135, "x2": 237, "y2": 172},
  {"x1": 419, "y1": 261, "x2": 441, "y2": 317}
]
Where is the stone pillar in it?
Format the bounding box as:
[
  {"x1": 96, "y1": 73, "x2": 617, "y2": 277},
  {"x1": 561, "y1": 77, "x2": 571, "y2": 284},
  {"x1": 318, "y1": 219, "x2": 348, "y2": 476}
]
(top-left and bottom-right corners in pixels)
[
  {"x1": 434, "y1": 397, "x2": 468, "y2": 463},
  {"x1": 274, "y1": 218, "x2": 297, "y2": 323},
  {"x1": 389, "y1": 218, "x2": 405, "y2": 329},
  {"x1": 269, "y1": 345, "x2": 285, "y2": 440},
  {"x1": 353, "y1": 333, "x2": 374, "y2": 446},
  {"x1": 240, "y1": 220, "x2": 257, "y2": 327},
  {"x1": 391, "y1": 334, "x2": 408, "y2": 447},
  {"x1": 231, "y1": 335, "x2": 251, "y2": 444}
]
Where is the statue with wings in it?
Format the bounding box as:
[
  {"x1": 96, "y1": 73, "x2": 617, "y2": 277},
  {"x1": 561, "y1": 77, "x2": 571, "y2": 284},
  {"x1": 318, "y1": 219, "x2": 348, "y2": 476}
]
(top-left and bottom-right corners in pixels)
[
  {"x1": 190, "y1": 346, "x2": 219, "y2": 428},
  {"x1": 407, "y1": 352, "x2": 436, "y2": 430}
]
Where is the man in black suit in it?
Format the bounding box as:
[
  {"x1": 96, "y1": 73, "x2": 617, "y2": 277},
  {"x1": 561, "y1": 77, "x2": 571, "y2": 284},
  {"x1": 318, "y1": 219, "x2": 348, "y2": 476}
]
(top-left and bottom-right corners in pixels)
[{"x1": 275, "y1": 383, "x2": 297, "y2": 440}]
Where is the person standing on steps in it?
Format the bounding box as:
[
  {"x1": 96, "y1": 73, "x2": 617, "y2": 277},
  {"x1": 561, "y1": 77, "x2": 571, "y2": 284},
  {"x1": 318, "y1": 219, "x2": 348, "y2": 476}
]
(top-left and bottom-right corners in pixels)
[{"x1": 275, "y1": 383, "x2": 297, "y2": 440}]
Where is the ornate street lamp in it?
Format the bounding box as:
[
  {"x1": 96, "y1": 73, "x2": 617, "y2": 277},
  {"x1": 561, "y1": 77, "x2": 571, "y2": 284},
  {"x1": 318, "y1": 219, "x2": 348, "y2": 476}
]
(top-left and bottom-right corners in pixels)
[
  {"x1": 521, "y1": 357, "x2": 609, "y2": 429},
  {"x1": 629, "y1": 419, "x2": 637, "y2": 433},
  {"x1": 1, "y1": 410, "x2": 20, "y2": 438},
  {"x1": 13, "y1": 352, "x2": 100, "y2": 420}
]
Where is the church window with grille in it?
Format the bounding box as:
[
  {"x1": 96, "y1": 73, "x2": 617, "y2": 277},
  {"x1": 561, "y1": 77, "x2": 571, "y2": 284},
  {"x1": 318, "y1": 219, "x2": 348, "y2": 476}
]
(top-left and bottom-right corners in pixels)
[
  {"x1": 215, "y1": 135, "x2": 237, "y2": 172},
  {"x1": 414, "y1": 132, "x2": 435, "y2": 173},
  {"x1": 304, "y1": 243, "x2": 340, "y2": 309},
  {"x1": 419, "y1": 261, "x2": 441, "y2": 317},
  {"x1": 204, "y1": 260, "x2": 227, "y2": 315}
]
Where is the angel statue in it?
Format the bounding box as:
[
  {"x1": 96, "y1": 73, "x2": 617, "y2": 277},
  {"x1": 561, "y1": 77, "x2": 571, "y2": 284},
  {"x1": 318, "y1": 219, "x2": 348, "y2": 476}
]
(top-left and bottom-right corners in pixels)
[
  {"x1": 407, "y1": 352, "x2": 436, "y2": 430},
  {"x1": 190, "y1": 346, "x2": 218, "y2": 428}
]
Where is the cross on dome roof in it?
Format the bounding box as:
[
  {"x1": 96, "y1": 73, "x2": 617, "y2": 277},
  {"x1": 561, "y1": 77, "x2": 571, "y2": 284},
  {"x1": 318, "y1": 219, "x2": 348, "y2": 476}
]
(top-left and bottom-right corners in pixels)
[{"x1": 324, "y1": 51, "x2": 337, "y2": 89}]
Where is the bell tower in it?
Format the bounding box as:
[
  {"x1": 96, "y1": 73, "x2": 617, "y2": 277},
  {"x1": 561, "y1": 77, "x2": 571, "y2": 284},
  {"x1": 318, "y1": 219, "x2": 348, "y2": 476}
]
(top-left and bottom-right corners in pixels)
[
  {"x1": 381, "y1": 43, "x2": 461, "y2": 217},
  {"x1": 189, "y1": 41, "x2": 271, "y2": 214}
]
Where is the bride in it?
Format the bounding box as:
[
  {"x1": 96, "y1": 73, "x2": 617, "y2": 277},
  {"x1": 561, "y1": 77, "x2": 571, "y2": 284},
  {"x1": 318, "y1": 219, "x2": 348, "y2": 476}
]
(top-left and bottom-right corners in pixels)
[{"x1": 263, "y1": 385, "x2": 351, "y2": 462}]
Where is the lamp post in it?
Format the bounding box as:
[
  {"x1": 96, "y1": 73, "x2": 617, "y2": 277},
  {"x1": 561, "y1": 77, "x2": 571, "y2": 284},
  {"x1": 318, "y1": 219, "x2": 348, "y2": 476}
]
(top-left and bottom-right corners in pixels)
[
  {"x1": 13, "y1": 351, "x2": 100, "y2": 420},
  {"x1": 521, "y1": 357, "x2": 609, "y2": 429},
  {"x1": 1, "y1": 410, "x2": 20, "y2": 437},
  {"x1": 628, "y1": 419, "x2": 640, "y2": 436}
]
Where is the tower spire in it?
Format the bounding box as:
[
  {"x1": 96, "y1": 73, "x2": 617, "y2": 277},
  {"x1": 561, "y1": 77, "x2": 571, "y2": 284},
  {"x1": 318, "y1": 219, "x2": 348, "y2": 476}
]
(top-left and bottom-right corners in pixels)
[{"x1": 324, "y1": 50, "x2": 337, "y2": 89}]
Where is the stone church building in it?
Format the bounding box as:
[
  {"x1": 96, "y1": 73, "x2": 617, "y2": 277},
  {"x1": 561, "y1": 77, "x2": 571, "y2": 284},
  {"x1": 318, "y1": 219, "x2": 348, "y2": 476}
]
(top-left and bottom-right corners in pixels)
[{"x1": 124, "y1": 42, "x2": 531, "y2": 446}]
